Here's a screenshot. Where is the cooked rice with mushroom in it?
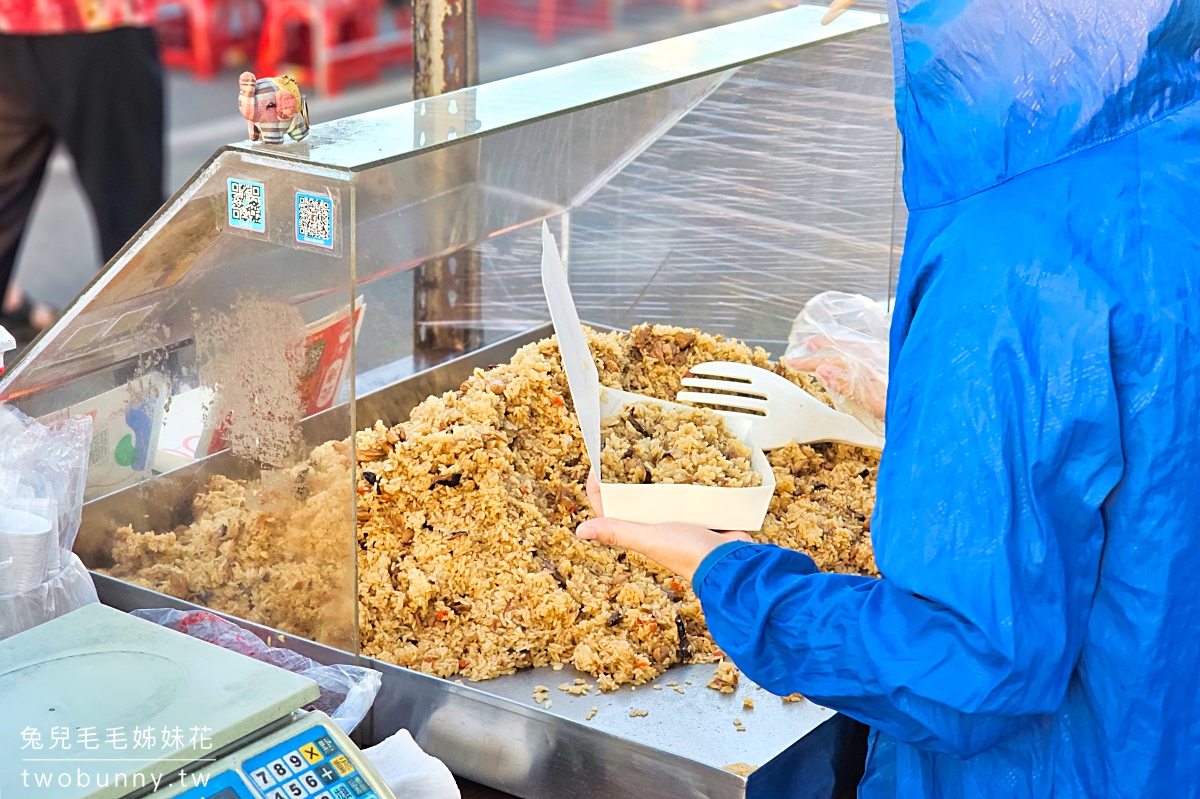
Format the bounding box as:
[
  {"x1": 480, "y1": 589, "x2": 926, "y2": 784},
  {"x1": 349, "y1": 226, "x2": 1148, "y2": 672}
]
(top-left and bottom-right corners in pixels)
[
  {"x1": 600, "y1": 402, "x2": 760, "y2": 487},
  {"x1": 106, "y1": 324, "x2": 878, "y2": 687}
]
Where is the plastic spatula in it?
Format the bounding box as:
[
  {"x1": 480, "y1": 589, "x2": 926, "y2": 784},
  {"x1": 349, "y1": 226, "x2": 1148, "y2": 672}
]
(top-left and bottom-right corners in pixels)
[
  {"x1": 540, "y1": 222, "x2": 602, "y2": 473},
  {"x1": 677, "y1": 361, "x2": 884, "y2": 451}
]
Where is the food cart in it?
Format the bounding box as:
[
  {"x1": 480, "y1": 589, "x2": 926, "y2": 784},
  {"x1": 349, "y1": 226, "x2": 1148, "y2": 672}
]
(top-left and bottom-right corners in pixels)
[{"x1": 0, "y1": 6, "x2": 901, "y2": 798}]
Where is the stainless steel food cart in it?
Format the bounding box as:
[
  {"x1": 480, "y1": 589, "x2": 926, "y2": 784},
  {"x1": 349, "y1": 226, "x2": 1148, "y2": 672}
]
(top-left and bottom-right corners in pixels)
[{"x1": 1, "y1": 5, "x2": 902, "y2": 798}]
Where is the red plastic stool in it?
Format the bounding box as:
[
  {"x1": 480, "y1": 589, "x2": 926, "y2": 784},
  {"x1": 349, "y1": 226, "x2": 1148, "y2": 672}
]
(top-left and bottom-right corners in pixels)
[
  {"x1": 484, "y1": 0, "x2": 615, "y2": 44},
  {"x1": 156, "y1": 0, "x2": 263, "y2": 79},
  {"x1": 256, "y1": 0, "x2": 412, "y2": 95}
]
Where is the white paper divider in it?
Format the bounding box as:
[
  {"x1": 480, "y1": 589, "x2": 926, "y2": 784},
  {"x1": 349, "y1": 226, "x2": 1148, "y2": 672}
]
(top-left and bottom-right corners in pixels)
[
  {"x1": 541, "y1": 222, "x2": 602, "y2": 475},
  {"x1": 540, "y1": 223, "x2": 773, "y2": 531}
]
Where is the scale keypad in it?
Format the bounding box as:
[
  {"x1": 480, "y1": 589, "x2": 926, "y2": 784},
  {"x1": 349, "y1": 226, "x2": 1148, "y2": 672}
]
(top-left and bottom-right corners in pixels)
[{"x1": 242, "y1": 726, "x2": 378, "y2": 799}]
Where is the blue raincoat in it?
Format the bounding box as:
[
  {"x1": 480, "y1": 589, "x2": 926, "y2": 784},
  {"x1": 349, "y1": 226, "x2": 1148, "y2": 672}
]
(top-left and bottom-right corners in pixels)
[{"x1": 693, "y1": 1, "x2": 1200, "y2": 796}]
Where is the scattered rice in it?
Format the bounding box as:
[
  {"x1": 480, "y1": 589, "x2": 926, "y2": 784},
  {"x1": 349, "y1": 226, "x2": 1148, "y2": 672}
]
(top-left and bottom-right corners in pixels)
[
  {"x1": 782, "y1": 693, "x2": 805, "y2": 704},
  {"x1": 722, "y1": 763, "x2": 758, "y2": 777},
  {"x1": 105, "y1": 324, "x2": 879, "y2": 689},
  {"x1": 743, "y1": 697, "x2": 755, "y2": 711},
  {"x1": 629, "y1": 708, "x2": 650, "y2": 718},
  {"x1": 708, "y1": 661, "x2": 740, "y2": 694},
  {"x1": 558, "y1": 681, "x2": 593, "y2": 696}
]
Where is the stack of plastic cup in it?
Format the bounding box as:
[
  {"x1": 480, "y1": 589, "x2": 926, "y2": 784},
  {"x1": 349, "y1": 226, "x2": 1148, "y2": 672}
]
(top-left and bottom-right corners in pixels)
[{"x1": 0, "y1": 503, "x2": 56, "y2": 595}]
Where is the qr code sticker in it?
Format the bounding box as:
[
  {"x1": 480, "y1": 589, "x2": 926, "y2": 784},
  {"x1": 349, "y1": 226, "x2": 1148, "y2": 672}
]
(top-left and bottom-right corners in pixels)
[
  {"x1": 295, "y1": 192, "x2": 334, "y2": 248},
  {"x1": 302, "y1": 340, "x2": 327, "y2": 377},
  {"x1": 228, "y1": 178, "x2": 265, "y2": 232}
]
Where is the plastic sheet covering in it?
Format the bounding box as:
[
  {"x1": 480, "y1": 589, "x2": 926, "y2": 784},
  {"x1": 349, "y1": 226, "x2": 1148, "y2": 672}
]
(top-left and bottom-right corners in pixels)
[
  {"x1": 0, "y1": 551, "x2": 98, "y2": 640},
  {"x1": 568, "y1": 26, "x2": 903, "y2": 351},
  {"x1": 427, "y1": 26, "x2": 903, "y2": 357},
  {"x1": 131, "y1": 609, "x2": 381, "y2": 734},
  {"x1": 691, "y1": 3, "x2": 1200, "y2": 798}
]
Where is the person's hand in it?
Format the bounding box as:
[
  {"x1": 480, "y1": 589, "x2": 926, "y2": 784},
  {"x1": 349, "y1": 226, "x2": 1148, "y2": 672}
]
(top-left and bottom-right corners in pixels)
[
  {"x1": 822, "y1": 0, "x2": 855, "y2": 25},
  {"x1": 576, "y1": 472, "x2": 752, "y2": 581},
  {"x1": 784, "y1": 334, "x2": 887, "y2": 425}
]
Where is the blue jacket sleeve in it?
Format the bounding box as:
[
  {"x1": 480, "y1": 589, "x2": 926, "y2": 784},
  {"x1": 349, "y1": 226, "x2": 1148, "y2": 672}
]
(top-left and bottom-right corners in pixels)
[{"x1": 694, "y1": 246, "x2": 1124, "y2": 758}]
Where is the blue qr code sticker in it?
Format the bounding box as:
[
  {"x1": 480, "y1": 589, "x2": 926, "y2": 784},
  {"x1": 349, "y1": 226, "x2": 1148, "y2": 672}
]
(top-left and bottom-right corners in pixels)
[
  {"x1": 295, "y1": 192, "x2": 334, "y2": 248},
  {"x1": 228, "y1": 178, "x2": 265, "y2": 233}
]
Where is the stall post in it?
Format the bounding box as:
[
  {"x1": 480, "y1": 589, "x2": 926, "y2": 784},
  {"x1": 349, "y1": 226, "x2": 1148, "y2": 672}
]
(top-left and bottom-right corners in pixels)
[{"x1": 412, "y1": 0, "x2": 482, "y2": 364}]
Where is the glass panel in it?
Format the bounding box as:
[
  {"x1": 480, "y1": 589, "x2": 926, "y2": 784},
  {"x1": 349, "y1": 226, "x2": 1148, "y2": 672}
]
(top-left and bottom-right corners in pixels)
[
  {"x1": 234, "y1": 4, "x2": 887, "y2": 173},
  {"x1": 2, "y1": 152, "x2": 360, "y2": 653}
]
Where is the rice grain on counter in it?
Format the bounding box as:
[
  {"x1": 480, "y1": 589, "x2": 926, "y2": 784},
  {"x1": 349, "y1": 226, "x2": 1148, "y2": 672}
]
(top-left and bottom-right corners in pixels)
[{"x1": 106, "y1": 324, "x2": 879, "y2": 688}]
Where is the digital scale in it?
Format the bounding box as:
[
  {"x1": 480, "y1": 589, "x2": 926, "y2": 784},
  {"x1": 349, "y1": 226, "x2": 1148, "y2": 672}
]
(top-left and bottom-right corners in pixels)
[{"x1": 0, "y1": 604, "x2": 397, "y2": 799}]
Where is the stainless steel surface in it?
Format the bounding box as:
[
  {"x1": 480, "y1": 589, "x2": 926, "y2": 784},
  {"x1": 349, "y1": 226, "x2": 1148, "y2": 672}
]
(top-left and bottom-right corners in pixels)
[{"x1": 94, "y1": 574, "x2": 866, "y2": 799}]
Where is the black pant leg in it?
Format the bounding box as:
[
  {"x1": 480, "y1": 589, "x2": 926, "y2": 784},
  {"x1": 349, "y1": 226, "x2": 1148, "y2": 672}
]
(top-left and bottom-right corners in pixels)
[
  {"x1": 0, "y1": 36, "x2": 55, "y2": 304},
  {"x1": 31, "y1": 28, "x2": 166, "y2": 264}
]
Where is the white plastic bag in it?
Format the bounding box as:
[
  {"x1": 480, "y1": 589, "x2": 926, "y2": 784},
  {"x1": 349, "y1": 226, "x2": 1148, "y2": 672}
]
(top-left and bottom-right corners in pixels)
[
  {"x1": 0, "y1": 551, "x2": 98, "y2": 639},
  {"x1": 783, "y1": 291, "x2": 890, "y2": 436},
  {"x1": 131, "y1": 608, "x2": 381, "y2": 734},
  {"x1": 0, "y1": 405, "x2": 93, "y2": 579},
  {"x1": 363, "y1": 729, "x2": 460, "y2": 799}
]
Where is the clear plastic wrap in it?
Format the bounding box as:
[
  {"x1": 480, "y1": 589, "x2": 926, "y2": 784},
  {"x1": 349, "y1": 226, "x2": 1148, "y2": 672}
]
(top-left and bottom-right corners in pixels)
[
  {"x1": 782, "y1": 291, "x2": 890, "y2": 436},
  {"x1": 130, "y1": 608, "x2": 381, "y2": 733},
  {"x1": 0, "y1": 550, "x2": 98, "y2": 639},
  {"x1": 0, "y1": 405, "x2": 93, "y2": 593}
]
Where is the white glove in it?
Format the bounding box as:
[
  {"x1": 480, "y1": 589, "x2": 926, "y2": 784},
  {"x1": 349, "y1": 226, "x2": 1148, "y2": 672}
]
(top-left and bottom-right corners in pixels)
[
  {"x1": 363, "y1": 729, "x2": 460, "y2": 799},
  {"x1": 783, "y1": 291, "x2": 890, "y2": 436}
]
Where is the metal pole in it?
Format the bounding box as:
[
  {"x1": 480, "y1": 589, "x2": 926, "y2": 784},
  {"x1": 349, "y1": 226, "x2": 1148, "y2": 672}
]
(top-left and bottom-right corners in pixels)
[
  {"x1": 412, "y1": 0, "x2": 477, "y2": 98},
  {"x1": 412, "y1": 0, "x2": 481, "y2": 363}
]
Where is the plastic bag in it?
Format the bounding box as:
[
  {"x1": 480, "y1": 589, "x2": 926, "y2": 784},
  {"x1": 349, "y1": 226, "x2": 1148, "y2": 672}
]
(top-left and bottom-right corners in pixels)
[
  {"x1": 363, "y1": 729, "x2": 460, "y2": 799},
  {"x1": 783, "y1": 291, "x2": 890, "y2": 436},
  {"x1": 0, "y1": 405, "x2": 92, "y2": 593},
  {"x1": 0, "y1": 551, "x2": 98, "y2": 639},
  {"x1": 0, "y1": 324, "x2": 14, "y2": 374},
  {"x1": 131, "y1": 609, "x2": 381, "y2": 734}
]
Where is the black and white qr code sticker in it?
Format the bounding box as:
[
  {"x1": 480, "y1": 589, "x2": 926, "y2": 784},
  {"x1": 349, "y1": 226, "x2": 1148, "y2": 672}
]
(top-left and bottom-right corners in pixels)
[
  {"x1": 295, "y1": 191, "x2": 334, "y2": 248},
  {"x1": 228, "y1": 178, "x2": 265, "y2": 233}
]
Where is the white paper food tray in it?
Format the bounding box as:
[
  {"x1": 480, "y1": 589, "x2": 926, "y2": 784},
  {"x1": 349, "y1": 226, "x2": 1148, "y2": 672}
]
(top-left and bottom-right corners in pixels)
[
  {"x1": 540, "y1": 222, "x2": 774, "y2": 531},
  {"x1": 597, "y1": 386, "x2": 776, "y2": 529}
]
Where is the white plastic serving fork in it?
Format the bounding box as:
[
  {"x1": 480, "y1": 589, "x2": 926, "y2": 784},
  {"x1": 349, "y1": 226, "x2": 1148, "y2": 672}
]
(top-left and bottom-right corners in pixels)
[{"x1": 677, "y1": 361, "x2": 885, "y2": 451}]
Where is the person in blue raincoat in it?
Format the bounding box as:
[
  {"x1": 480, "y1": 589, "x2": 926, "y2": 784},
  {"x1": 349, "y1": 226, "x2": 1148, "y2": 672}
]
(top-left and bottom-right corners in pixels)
[{"x1": 578, "y1": 1, "x2": 1200, "y2": 796}]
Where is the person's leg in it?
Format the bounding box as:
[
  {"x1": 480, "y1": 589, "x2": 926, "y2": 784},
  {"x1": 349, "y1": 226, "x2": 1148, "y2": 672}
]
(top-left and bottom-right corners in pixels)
[
  {"x1": 0, "y1": 35, "x2": 55, "y2": 334},
  {"x1": 32, "y1": 27, "x2": 166, "y2": 264}
]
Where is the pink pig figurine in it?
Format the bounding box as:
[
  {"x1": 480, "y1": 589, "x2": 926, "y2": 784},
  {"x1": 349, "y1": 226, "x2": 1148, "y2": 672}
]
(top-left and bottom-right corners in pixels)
[{"x1": 238, "y1": 72, "x2": 310, "y2": 144}]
